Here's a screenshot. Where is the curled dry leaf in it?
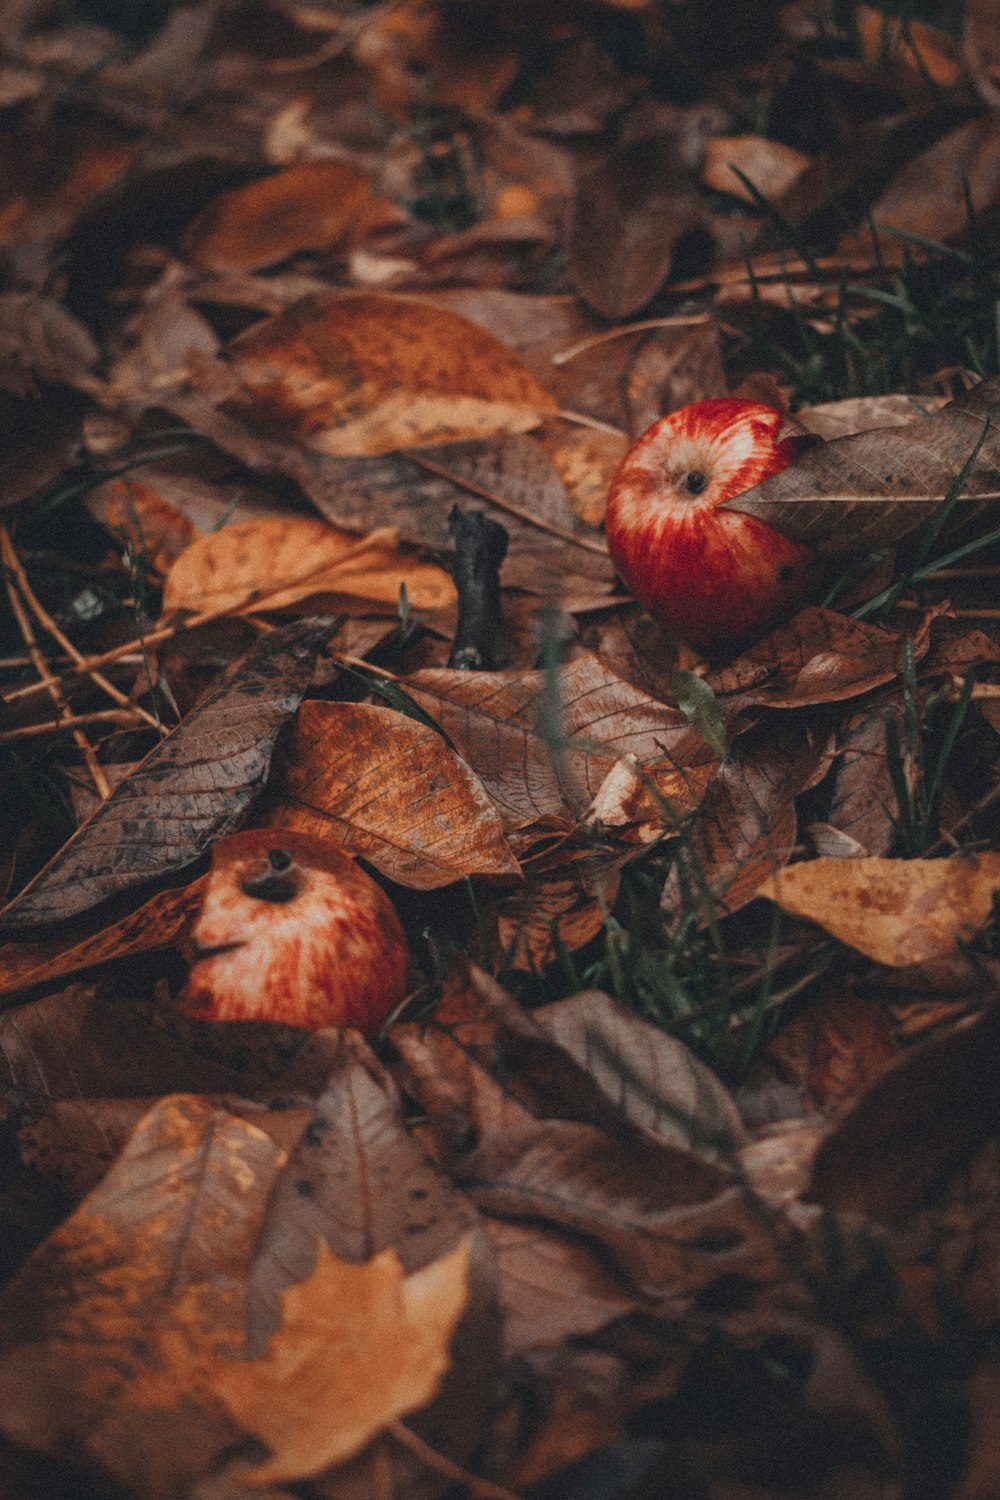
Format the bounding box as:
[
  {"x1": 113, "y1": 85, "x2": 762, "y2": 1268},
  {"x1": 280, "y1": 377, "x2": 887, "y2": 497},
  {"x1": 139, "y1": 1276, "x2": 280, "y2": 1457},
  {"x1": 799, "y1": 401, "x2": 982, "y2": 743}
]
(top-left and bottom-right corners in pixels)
[
  {"x1": 162, "y1": 515, "x2": 457, "y2": 618},
  {"x1": 267, "y1": 699, "x2": 520, "y2": 888},
  {"x1": 762, "y1": 854, "x2": 1000, "y2": 966},
  {"x1": 225, "y1": 292, "x2": 559, "y2": 456},
  {"x1": 184, "y1": 160, "x2": 373, "y2": 272},
  {"x1": 725, "y1": 375, "x2": 1000, "y2": 555}
]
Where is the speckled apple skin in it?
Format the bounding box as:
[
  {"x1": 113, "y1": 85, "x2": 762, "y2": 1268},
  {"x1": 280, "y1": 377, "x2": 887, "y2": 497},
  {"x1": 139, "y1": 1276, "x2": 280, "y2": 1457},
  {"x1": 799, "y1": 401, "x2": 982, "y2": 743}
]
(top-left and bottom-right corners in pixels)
[
  {"x1": 604, "y1": 399, "x2": 820, "y2": 654},
  {"x1": 179, "y1": 829, "x2": 409, "y2": 1034}
]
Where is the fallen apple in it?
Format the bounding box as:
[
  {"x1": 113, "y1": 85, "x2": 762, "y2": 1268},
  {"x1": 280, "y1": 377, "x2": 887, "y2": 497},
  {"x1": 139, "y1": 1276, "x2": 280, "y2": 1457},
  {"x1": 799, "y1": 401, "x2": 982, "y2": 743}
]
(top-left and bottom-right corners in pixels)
[
  {"x1": 604, "y1": 399, "x2": 820, "y2": 654},
  {"x1": 179, "y1": 829, "x2": 409, "y2": 1033}
]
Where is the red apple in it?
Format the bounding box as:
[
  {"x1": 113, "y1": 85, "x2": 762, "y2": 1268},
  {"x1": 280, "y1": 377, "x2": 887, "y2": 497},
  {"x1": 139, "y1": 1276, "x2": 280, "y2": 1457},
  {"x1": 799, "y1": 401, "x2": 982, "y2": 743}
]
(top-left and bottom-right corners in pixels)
[
  {"x1": 179, "y1": 829, "x2": 409, "y2": 1034},
  {"x1": 604, "y1": 399, "x2": 819, "y2": 654}
]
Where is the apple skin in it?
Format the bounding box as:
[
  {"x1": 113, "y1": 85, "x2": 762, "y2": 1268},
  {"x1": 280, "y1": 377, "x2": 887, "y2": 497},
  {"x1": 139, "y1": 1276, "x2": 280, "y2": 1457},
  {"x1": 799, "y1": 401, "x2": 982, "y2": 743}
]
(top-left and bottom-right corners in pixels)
[
  {"x1": 604, "y1": 399, "x2": 820, "y2": 655},
  {"x1": 179, "y1": 829, "x2": 409, "y2": 1034}
]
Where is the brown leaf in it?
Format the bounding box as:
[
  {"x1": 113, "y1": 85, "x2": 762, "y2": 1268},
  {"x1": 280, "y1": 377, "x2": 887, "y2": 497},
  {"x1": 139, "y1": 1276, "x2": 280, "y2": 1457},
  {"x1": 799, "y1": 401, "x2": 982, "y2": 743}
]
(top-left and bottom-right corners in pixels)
[
  {"x1": 267, "y1": 698, "x2": 520, "y2": 888},
  {"x1": 403, "y1": 655, "x2": 712, "y2": 830},
  {"x1": 209, "y1": 1236, "x2": 471, "y2": 1484},
  {"x1": 497, "y1": 852, "x2": 625, "y2": 970},
  {"x1": 725, "y1": 376, "x2": 1000, "y2": 555},
  {"x1": 0, "y1": 878, "x2": 203, "y2": 999},
  {"x1": 702, "y1": 134, "x2": 810, "y2": 202},
  {"x1": 707, "y1": 607, "x2": 914, "y2": 716},
  {"x1": 868, "y1": 114, "x2": 1000, "y2": 244},
  {"x1": 661, "y1": 717, "x2": 832, "y2": 925},
  {"x1": 184, "y1": 160, "x2": 372, "y2": 272},
  {"x1": 821, "y1": 692, "x2": 903, "y2": 857},
  {"x1": 301, "y1": 435, "x2": 615, "y2": 602},
  {"x1": 483, "y1": 1219, "x2": 635, "y2": 1355},
  {"x1": 0, "y1": 1095, "x2": 282, "y2": 1496},
  {"x1": 459, "y1": 1120, "x2": 773, "y2": 1298},
  {"x1": 162, "y1": 515, "x2": 457, "y2": 618},
  {"x1": 568, "y1": 132, "x2": 701, "y2": 320},
  {"x1": 809, "y1": 1005, "x2": 1000, "y2": 1221},
  {"x1": 225, "y1": 292, "x2": 559, "y2": 455},
  {"x1": 761, "y1": 854, "x2": 1000, "y2": 965},
  {"x1": 0, "y1": 618, "x2": 334, "y2": 931},
  {"x1": 534, "y1": 989, "x2": 748, "y2": 1160}
]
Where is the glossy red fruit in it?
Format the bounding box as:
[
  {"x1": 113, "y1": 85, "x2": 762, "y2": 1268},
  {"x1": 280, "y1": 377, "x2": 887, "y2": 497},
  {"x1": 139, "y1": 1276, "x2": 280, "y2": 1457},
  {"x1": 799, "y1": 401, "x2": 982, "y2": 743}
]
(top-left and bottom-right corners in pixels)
[
  {"x1": 604, "y1": 399, "x2": 819, "y2": 654},
  {"x1": 179, "y1": 829, "x2": 408, "y2": 1034}
]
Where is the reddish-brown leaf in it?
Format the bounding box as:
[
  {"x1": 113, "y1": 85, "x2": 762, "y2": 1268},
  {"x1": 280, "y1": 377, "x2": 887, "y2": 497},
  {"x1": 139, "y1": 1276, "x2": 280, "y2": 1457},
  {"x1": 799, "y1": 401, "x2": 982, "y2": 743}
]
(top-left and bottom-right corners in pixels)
[
  {"x1": 266, "y1": 699, "x2": 520, "y2": 888},
  {"x1": 184, "y1": 160, "x2": 373, "y2": 273},
  {"x1": 225, "y1": 292, "x2": 559, "y2": 456}
]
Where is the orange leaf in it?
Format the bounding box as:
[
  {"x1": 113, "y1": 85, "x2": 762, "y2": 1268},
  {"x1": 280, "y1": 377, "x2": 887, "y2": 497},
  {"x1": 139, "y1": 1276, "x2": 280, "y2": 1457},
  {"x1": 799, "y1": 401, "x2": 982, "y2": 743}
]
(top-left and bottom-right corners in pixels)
[
  {"x1": 207, "y1": 1236, "x2": 470, "y2": 1483},
  {"x1": 268, "y1": 700, "x2": 520, "y2": 888},
  {"x1": 762, "y1": 854, "x2": 1000, "y2": 965},
  {"x1": 184, "y1": 161, "x2": 372, "y2": 273},
  {"x1": 226, "y1": 292, "x2": 559, "y2": 456},
  {"x1": 162, "y1": 515, "x2": 457, "y2": 618}
]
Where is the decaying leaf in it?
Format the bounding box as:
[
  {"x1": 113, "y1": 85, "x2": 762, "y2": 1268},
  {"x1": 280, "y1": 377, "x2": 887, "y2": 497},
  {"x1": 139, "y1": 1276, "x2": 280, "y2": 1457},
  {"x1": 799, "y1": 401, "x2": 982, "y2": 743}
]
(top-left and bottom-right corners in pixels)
[
  {"x1": 762, "y1": 854, "x2": 1000, "y2": 965},
  {"x1": 568, "y1": 132, "x2": 701, "y2": 321},
  {"x1": 267, "y1": 699, "x2": 520, "y2": 887},
  {"x1": 0, "y1": 878, "x2": 204, "y2": 999},
  {"x1": 226, "y1": 292, "x2": 560, "y2": 456},
  {"x1": 209, "y1": 1236, "x2": 470, "y2": 1483},
  {"x1": 726, "y1": 375, "x2": 1000, "y2": 554},
  {"x1": 0, "y1": 618, "x2": 334, "y2": 930},
  {"x1": 403, "y1": 655, "x2": 713, "y2": 830},
  {"x1": 184, "y1": 160, "x2": 373, "y2": 272},
  {"x1": 162, "y1": 515, "x2": 457, "y2": 617}
]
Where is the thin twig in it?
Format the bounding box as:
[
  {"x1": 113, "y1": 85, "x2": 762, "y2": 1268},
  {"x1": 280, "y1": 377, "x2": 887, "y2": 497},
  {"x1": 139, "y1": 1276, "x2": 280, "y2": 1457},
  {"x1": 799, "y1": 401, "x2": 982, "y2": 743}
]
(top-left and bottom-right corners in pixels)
[
  {"x1": 404, "y1": 450, "x2": 609, "y2": 555},
  {"x1": 0, "y1": 535, "x2": 162, "y2": 732},
  {"x1": 0, "y1": 709, "x2": 147, "y2": 745},
  {"x1": 1, "y1": 526, "x2": 112, "y2": 799},
  {"x1": 388, "y1": 1421, "x2": 524, "y2": 1500},
  {"x1": 551, "y1": 313, "x2": 713, "y2": 365}
]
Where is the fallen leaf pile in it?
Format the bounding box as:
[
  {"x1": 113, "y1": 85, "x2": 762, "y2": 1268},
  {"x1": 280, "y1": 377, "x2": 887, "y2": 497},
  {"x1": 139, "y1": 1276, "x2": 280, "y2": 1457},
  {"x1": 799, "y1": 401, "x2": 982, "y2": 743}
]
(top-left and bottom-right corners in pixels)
[{"x1": 3, "y1": 2, "x2": 1000, "y2": 1497}]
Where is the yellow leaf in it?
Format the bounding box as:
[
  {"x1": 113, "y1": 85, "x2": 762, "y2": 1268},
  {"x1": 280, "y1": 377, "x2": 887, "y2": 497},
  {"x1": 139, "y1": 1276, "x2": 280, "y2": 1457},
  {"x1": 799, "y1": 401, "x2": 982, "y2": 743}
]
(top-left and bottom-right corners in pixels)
[
  {"x1": 761, "y1": 854, "x2": 1000, "y2": 966},
  {"x1": 209, "y1": 1236, "x2": 471, "y2": 1484},
  {"x1": 162, "y1": 515, "x2": 457, "y2": 618}
]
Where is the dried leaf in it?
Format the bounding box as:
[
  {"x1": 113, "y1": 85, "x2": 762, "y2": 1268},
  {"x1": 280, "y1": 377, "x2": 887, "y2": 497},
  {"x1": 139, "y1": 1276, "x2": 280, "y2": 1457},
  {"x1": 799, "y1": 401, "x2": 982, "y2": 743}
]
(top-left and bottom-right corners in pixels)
[
  {"x1": 226, "y1": 292, "x2": 559, "y2": 456},
  {"x1": 208, "y1": 1236, "x2": 470, "y2": 1484},
  {"x1": 0, "y1": 618, "x2": 334, "y2": 930},
  {"x1": 267, "y1": 699, "x2": 520, "y2": 888},
  {"x1": 661, "y1": 718, "x2": 832, "y2": 924},
  {"x1": 568, "y1": 133, "x2": 701, "y2": 320},
  {"x1": 403, "y1": 655, "x2": 712, "y2": 830},
  {"x1": 496, "y1": 852, "x2": 624, "y2": 970},
  {"x1": 0, "y1": 878, "x2": 203, "y2": 998},
  {"x1": 185, "y1": 161, "x2": 372, "y2": 272},
  {"x1": 162, "y1": 515, "x2": 457, "y2": 617},
  {"x1": 725, "y1": 376, "x2": 1000, "y2": 555},
  {"x1": 0, "y1": 1096, "x2": 283, "y2": 1496},
  {"x1": 702, "y1": 135, "x2": 810, "y2": 202},
  {"x1": 535, "y1": 990, "x2": 748, "y2": 1160},
  {"x1": 762, "y1": 854, "x2": 1000, "y2": 965}
]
